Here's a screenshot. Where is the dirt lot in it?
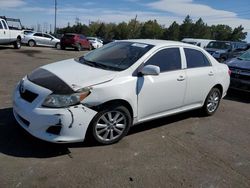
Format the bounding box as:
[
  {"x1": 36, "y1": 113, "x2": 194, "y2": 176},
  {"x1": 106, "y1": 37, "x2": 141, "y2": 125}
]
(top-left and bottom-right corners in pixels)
[{"x1": 0, "y1": 46, "x2": 250, "y2": 188}]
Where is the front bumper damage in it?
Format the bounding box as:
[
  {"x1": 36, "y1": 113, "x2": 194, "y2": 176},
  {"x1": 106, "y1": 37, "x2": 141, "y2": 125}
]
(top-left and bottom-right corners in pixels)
[{"x1": 13, "y1": 78, "x2": 97, "y2": 143}]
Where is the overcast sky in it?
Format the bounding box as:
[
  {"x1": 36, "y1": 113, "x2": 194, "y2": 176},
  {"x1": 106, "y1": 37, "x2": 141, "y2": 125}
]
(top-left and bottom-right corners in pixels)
[{"x1": 1, "y1": 0, "x2": 250, "y2": 41}]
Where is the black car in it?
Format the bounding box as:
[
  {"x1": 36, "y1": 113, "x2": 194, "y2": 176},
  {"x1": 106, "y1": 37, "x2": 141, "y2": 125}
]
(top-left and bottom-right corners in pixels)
[{"x1": 226, "y1": 50, "x2": 250, "y2": 92}]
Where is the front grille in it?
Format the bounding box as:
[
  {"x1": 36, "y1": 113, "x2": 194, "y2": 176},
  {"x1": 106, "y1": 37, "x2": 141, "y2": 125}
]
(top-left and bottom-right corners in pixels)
[{"x1": 19, "y1": 88, "x2": 38, "y2": 103}]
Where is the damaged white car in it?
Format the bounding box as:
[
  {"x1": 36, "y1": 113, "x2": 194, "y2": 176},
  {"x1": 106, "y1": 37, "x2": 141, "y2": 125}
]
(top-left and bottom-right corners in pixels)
[{"x1": 13, "y1": 39, "x2": 230, "y2": 144}]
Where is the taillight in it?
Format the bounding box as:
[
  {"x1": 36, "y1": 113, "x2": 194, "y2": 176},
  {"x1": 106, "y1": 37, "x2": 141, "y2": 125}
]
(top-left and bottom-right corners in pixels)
[{"x1": 228, "y1": 69, "x2": 231, "y2": 76}]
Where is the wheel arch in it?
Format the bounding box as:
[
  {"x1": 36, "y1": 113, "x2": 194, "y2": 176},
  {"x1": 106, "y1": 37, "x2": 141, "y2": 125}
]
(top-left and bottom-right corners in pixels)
[
  {"x1": 91, "y1": 99, "x2": 134, "y2": 120},
  {"x1": 213, "y1": 84, "x2": 223, "y2": 96}
]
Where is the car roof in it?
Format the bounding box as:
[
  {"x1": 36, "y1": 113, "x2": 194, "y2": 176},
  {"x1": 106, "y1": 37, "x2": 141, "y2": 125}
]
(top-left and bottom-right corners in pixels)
[{"x1": 121, "y1": 39, "x2": 199, "y2": 48}]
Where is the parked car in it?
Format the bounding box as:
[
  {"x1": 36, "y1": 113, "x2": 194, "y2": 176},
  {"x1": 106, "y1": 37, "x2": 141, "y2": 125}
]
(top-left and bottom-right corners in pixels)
[
  {"x1": 205, "y1": 41, "x2": 234, "y2": 62},
  {"x1": 22, "y1": 32, "x2": 61, "y2": 49},
  {"x1": 60, "y1": 33, "x2": 92, "y2": 51},
  {"x1": 0, "y1": 16, "x2": 23, "y2": 49},
  {"x1": 87, "y1": 37, "x2": 103, "y2": 49},
  {"x1": 13, "y1": 39, "x2": 230, "y2": 145},
  {"x1": 182, "y1": 38, "x2": 214, "y2": 48},
  {"x1": 226, "y1": 50, "x2": 250, "y2": 92}
]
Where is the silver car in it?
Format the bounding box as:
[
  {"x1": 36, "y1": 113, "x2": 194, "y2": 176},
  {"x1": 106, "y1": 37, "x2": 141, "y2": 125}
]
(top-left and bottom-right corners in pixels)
[{"x1": 22, "y1": 32, "x2": 61, "y2": 49}]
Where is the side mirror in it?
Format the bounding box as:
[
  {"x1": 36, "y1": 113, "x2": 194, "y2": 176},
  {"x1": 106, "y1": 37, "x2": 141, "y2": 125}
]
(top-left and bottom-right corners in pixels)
[{"x1": 140, "y1": 65, "x2": 160, "y2": 76}]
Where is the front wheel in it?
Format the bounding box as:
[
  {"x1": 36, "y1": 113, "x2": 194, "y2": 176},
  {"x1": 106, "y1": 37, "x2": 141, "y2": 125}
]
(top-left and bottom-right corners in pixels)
[
  {"x1": 202, "y1": 88, "x2": 221, "y2": 116},
  {"x1": 75, "y1": 43, "x2": 82, "y2": 51},
  {"x1": 90, "y1": 105, "x2": 132, "y2": 145},
  {"x1": 55, "y1": 43, "x2": 61, "y2": 50},
  {"x1": 14, "y1": 38, "x2": 21, "y2": 49}
]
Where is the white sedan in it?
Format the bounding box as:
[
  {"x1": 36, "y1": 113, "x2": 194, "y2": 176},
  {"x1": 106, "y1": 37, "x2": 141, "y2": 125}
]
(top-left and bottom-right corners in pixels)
[
  {"x1": 13, "y1": 40, "x2": 230, "y2": 144},
  {"x1": 87, "y1": 37, "x2": 103, "y2": 49}
]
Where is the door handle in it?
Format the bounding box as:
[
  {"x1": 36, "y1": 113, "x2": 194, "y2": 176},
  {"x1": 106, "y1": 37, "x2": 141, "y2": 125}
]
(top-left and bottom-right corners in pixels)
[
  {"x1": 177, "y1": 75, "x2": 185, "y2": 81},
  {"x1": 4, "y1": 31, "x2": 5, "y2": 34},
  {"x1": 208, "y1": 71, "x2": 214, "y2": 76}
]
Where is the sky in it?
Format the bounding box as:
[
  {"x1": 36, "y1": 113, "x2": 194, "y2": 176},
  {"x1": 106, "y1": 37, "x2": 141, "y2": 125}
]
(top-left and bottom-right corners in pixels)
[{"x1": 1, "y1": 0, "x2": 250, "y2": 41}]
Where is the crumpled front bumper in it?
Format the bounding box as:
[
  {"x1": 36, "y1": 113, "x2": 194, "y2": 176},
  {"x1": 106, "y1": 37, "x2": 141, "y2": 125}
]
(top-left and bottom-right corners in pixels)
[{"x1": 12, "y1": 78, "x2": 97, "y2": 143}]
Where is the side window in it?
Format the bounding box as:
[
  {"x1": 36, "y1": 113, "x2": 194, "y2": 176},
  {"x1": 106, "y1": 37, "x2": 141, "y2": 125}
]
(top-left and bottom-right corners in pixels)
[
  {"x1": 184, "y1": 48, "x2": 211, "y2": 68},
  {"x1": 80, "y1": 35, "x2": 86, "y2": 39},
  {"x1": 0, "y1": 21, "x2": 3, "y2": 29},
  {"x1": 2, "y1": 20, "x2": 8, "y2": 29},
  {"x1": 34, "y1": 33, "x2": 43, "y2": 37},
  {"x1": 43, "y1": 34, "x2": 52, "y2": 38},
  {"x1": 145, "y1": 48, "x2": 181, "y2": 72}
]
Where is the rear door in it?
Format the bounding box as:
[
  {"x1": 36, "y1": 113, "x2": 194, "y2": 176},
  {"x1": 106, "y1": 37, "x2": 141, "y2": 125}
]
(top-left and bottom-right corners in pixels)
[
  {"x1": 0, "y1": 20, "x2": 10, "y2": 43},
  {"x1": 183, "y1": 48, "x2": 215, "y2": 106}
]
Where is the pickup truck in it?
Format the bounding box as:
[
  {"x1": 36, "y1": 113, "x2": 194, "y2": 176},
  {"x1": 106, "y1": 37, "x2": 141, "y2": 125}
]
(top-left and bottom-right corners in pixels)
[{"x1": 0, "y1": 16, "x2": 23, "y2": 49}]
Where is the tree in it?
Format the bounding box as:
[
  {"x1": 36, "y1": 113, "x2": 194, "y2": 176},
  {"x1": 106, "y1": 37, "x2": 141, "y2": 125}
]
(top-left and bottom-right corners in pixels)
[
  {"x1": 210, "y1": 24, "x2": 232, "y2": 40},
  {"x1": 163, "y1": 21, "x2": 180, "y2": 40},
  {"x1": 179, "y1": 15, "x2": 193, "y2": 39},
  {"x1": 191, "y1": 18, "x2": 211, "y2": 39},
  {"x1": 230, "y1": 25, "x2": 247, "y2": 41},
  {"x1": 140, "y1": 20, "x2": 163, "y2": 39}
]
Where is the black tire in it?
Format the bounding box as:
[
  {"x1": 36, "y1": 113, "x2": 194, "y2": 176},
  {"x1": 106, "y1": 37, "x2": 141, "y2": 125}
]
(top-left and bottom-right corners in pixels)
[
  {"x1": 89, "y1": 44, "x2": 93, "y2": 51},
  {"x1": 14, "y1": 38, "x2": 21, "y2": 49},
  {"x1": 202, "y1": 88, "x2": 221, "y2": 116},
  {"x1": 219, "y1": 57, "x2": 226, "y2": 63},
  {"x1": 28, "y1": 40, "x2": 35, "y2": 47},
  {"x1": 89, "y1": 105, "x2": 132, "y2": 145},
  {"x1": 55, "y1": 43, "x2": 61, "y2": 50},
  {"x1": 75, "y1": 43, "x2": 82, "y2": 51}
]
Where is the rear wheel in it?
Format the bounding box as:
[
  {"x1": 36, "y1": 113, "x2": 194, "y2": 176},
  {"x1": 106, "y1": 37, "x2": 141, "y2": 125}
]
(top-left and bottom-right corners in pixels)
[
  {"x1": 90, "y1": 105, "x2": 132, "y2": 145},
  {"x1": 14, "y1": 38, "x2": 21, "y2": 49},
  {"x1": 202, "y1": 88, "x2": 221, "y2": 116},
  {"x1": 28, "y1": 40, "x2": 35, "y2": 47}
]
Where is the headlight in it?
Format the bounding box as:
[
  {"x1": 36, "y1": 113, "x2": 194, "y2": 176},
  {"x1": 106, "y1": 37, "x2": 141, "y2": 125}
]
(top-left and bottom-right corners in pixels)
[{"x1": 42, "y1": 89, "x2": 90, "y2": 108}]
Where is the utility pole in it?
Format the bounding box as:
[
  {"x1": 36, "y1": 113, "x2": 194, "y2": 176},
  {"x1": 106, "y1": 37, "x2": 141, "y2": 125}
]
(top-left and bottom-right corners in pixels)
[{"x1": 54, "y1": 0, "x2": 57, "y2": 34}]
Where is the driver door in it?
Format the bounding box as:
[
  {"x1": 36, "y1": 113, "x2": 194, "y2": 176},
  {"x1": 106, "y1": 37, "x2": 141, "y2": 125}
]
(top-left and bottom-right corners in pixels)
[{"x1": 137, "y1": 47, "x2": 187, "y2": 121}]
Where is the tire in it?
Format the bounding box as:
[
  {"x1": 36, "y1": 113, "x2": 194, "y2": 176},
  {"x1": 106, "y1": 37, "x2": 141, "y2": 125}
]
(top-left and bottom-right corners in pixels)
[
  {"x1": 55, "y1": 43, "x2": 61, "y2": 50},
  {"x1": 202, "y1": 88, "x2": 221, "y2": 116},
  {"x1": 14, "y1": 38, "x2": 21, "y2": 49},
  {"x1": 28, "y1": 40, "x2": 35, "y2": 47},
  {"x1": 219, "y1": 57, "x2": 226, "y2": 63},
  {"x1": 89, "y1": 45, "x2": 93, "y2": 51},
  {"x1": 89, "y1": 105, "x2": 132, "y2": 145},
  {"x1": 75, "y1": 43, "x2": 82, "y2": 51}
]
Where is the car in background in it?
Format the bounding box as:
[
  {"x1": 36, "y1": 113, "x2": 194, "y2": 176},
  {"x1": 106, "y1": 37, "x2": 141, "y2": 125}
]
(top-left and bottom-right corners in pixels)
[
  {"x1": 60, "y1": 33, "x2": 92, "y2": 51},
  {"x1": 22, "y1": 32, "x2": 61, "y2": 49},
  {"x1": 226, "y1": 50, "x2": 250, "y2": 92},
  {"x1": 0, "y1": 16, "x2": 23, "y2": 49},
  {"x1": 182, "y1": 38, "x2": 214, "y2": 48},
  {"x1": 205, "y1": 41, "x2": 234, "y2": 62},
  {"x1": 13, "y1": 39, "x2": 230, "y2": 145},
  {"x1": 87, "y1": 37, "x2": 103, "y2": 49},
  {"x1": 23, "y1": 30, "x2": 34, "y2": 35}
]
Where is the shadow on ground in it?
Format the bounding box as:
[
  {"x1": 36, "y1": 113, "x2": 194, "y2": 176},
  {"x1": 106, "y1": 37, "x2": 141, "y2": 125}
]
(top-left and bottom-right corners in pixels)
[
  {"x1": 224, "y1": 89, "x2": 250, "y2": 103},
  {"x1": 0, "y1": 107, "x2": 199, "y2": 158}
]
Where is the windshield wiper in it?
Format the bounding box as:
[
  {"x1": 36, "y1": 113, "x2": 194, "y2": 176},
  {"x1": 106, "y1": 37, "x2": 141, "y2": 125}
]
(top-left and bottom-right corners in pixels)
[
  {"x1": 237, "y1": 57, "x2": 243, "y2": 60},
  {"x1": 80, "y1": 57, "x2": 120, "y2": 71}
]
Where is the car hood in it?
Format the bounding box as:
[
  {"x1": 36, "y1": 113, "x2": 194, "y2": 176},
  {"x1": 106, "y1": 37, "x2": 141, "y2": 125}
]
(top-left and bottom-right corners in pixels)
[
  {"x1": 205, "y1": 48, "x2": 227, "y2": 53},
  {"x1": 226, "y1": 58, "x2": 250, "y2": 69},
  {"x1": 40, "y1": 58, "x2": 118, "y2": 91}
]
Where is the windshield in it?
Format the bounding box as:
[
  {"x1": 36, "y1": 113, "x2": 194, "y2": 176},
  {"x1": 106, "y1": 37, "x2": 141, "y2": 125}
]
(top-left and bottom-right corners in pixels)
[
  {"x1": 206, "y1": 41, "x2": 231, "y2": 50},
  {"x1": 78, "y1": 41, "x2": 154, "y2": 71},
  {"x1": 238, "y1": 50, "x2": 250, "y2": 61}
]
